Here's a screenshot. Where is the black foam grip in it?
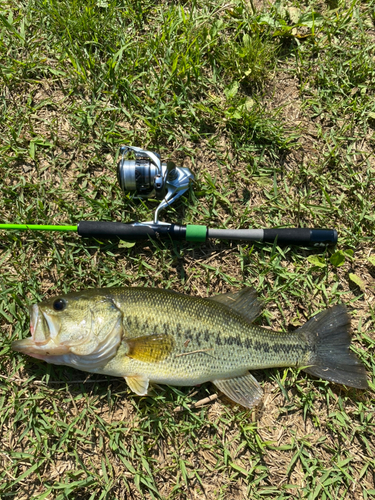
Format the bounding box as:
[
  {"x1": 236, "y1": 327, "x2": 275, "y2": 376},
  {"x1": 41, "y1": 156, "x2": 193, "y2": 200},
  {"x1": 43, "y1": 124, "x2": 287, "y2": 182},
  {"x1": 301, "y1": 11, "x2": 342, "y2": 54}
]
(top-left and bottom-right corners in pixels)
[
  {"x1": 263, "y1": 228, "x2": 337, "y2": 245},
  {"x1": 77, "y1": 221, "x2": 186, "y2": 241}
]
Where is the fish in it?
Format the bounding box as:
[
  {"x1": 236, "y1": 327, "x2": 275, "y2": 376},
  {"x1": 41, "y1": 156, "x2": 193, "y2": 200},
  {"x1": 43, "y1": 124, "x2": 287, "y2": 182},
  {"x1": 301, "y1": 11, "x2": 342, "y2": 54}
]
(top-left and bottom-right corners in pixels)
[{"x1": 12, "y1": 287, "x2": 368, "y2": 408}]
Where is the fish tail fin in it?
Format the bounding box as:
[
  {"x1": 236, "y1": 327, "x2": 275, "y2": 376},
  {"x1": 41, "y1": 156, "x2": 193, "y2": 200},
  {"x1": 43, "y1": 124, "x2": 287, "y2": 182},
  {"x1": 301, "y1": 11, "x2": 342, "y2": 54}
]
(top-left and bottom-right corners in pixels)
[{"x1": 298, "y1": 305, "x2": 368, "y2": 389}]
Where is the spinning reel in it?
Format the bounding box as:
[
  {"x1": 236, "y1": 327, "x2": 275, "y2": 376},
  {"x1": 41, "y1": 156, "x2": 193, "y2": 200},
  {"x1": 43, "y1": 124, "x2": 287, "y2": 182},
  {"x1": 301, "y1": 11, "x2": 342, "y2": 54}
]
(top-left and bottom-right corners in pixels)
[{"x1": 117, "y1": 146, "x2": 194, "y2": 224}]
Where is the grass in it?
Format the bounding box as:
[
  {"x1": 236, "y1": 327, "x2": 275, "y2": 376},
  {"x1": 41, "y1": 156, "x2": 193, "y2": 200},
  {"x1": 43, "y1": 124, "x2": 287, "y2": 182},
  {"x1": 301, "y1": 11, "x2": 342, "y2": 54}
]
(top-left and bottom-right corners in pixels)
[{"x1": 0, "y1": 0, "x2": 375, "y2": 498}]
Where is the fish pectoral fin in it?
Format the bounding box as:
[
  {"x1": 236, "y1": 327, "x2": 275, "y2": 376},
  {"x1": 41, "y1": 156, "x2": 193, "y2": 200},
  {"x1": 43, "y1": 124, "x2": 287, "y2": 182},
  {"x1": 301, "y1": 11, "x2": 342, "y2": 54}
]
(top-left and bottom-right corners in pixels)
[
  {"x1": 206, "y1": 288, "x2": 262, "y2": 323},
  {"x1": 125, "y1": 375, "x2": 149, "y2": 396},
  {"x1": 213, "y1": 372, "x2": 263, "y2": 409},
  {"x1": 124, "y1": 333, "x2": 174, "y2": 363}
]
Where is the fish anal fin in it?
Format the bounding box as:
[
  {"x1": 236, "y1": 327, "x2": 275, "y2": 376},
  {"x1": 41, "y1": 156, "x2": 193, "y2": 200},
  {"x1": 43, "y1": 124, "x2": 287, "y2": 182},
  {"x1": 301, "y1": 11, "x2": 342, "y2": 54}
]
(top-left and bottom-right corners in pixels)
[
  {"x1": 124, "y1": 333, "x2": 174, "y2": 363},
  {"x1": 207, "y1": 288, "x2": 262, "y2": 323},
  {"x1": 213, "y1": 372, "x2": 263, "y2": 409},
  {"x1": 125, "y1": 375, "x2": 149, "y2": 396}
]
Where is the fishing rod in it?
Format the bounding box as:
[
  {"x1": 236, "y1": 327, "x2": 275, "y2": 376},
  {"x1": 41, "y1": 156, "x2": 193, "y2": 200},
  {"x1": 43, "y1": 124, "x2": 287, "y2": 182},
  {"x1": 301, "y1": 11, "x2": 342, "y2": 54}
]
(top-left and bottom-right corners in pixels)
[
  {"x1": 0, "y1": 222, "x2": 337, "y2": 245},
  {"x1": 0, "y1": 146, "x2": 338, "y2": 246}
]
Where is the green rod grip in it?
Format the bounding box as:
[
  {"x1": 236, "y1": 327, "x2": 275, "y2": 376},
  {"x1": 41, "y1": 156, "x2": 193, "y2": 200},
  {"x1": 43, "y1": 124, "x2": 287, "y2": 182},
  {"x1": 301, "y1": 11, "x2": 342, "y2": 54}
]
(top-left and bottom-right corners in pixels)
[
  {"x1": 0, "y1": 224, "x2": 77, "y2": 232},
  {"x1": 185, "y1": 224, "x2": 207, "y2": 242}
]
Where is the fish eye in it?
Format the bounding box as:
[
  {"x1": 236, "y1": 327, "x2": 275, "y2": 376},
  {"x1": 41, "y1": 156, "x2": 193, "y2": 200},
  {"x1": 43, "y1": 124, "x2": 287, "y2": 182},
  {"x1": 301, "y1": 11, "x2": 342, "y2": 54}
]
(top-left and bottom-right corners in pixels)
[{"x1": 53, "y1": 298, "x2": 66, "y2": 312}]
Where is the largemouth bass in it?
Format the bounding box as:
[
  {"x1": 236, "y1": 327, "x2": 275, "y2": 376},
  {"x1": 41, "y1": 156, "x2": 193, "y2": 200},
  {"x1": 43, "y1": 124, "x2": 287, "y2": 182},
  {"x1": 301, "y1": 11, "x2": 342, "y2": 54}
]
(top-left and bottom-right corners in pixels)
[{"x1": 12, "y1": 287, "x2": 368, "y2": 408}]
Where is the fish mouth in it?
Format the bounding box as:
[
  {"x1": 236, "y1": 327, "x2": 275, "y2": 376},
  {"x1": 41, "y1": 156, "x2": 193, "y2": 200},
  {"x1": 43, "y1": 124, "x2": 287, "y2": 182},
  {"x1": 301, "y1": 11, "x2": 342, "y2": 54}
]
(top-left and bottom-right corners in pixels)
[
  {"x1": 12, "y1": 305, "x2": 69, "y2": 357},
  {"x1": 12, "y1": 337, "x2": 71, "y2": 356},
  {"x1": 12, "y1": 337, "x2": 41, "y2": 354},
  {"x1": 30, "y1": 304, "x2": 48, "y2": 345},
  {"x1": 30, "y1": 304, "x2": 37, "y2": 337},
  {"x1": 29, "y1": 304, "x2": 50, "y2": 345}
]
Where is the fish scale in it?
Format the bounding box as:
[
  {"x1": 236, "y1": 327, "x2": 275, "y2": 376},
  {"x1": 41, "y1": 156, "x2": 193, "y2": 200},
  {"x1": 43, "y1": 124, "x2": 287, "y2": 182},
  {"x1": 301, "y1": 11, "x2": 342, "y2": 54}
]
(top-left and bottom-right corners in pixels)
[{"x1": 12, "y1": 286, "x2": 368, "y2": 409}]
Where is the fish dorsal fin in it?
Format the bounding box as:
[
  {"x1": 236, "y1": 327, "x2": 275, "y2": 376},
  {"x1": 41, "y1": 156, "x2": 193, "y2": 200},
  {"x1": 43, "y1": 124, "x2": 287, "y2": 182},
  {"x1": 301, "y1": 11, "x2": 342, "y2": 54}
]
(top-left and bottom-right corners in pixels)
[
  {"x1": 124, "y1": 333, "x2": 174, "y2": 363},
  {"x1": 126, "y1": 375, "x2": 149, "y2": 396},
  {"x1": 207, "y1": 288, "x2": 262, "y2": 323},
  {"x1": 213, "y1": 372, "x2": 263, "y2": 409}
]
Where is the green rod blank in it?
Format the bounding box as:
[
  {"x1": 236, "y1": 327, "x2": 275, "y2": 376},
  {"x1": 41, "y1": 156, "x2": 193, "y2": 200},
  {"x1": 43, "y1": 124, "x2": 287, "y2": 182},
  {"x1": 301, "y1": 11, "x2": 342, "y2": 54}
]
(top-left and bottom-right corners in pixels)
[{"x1": 0, "y1": 224, "x2": 77, "y2": 232}]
